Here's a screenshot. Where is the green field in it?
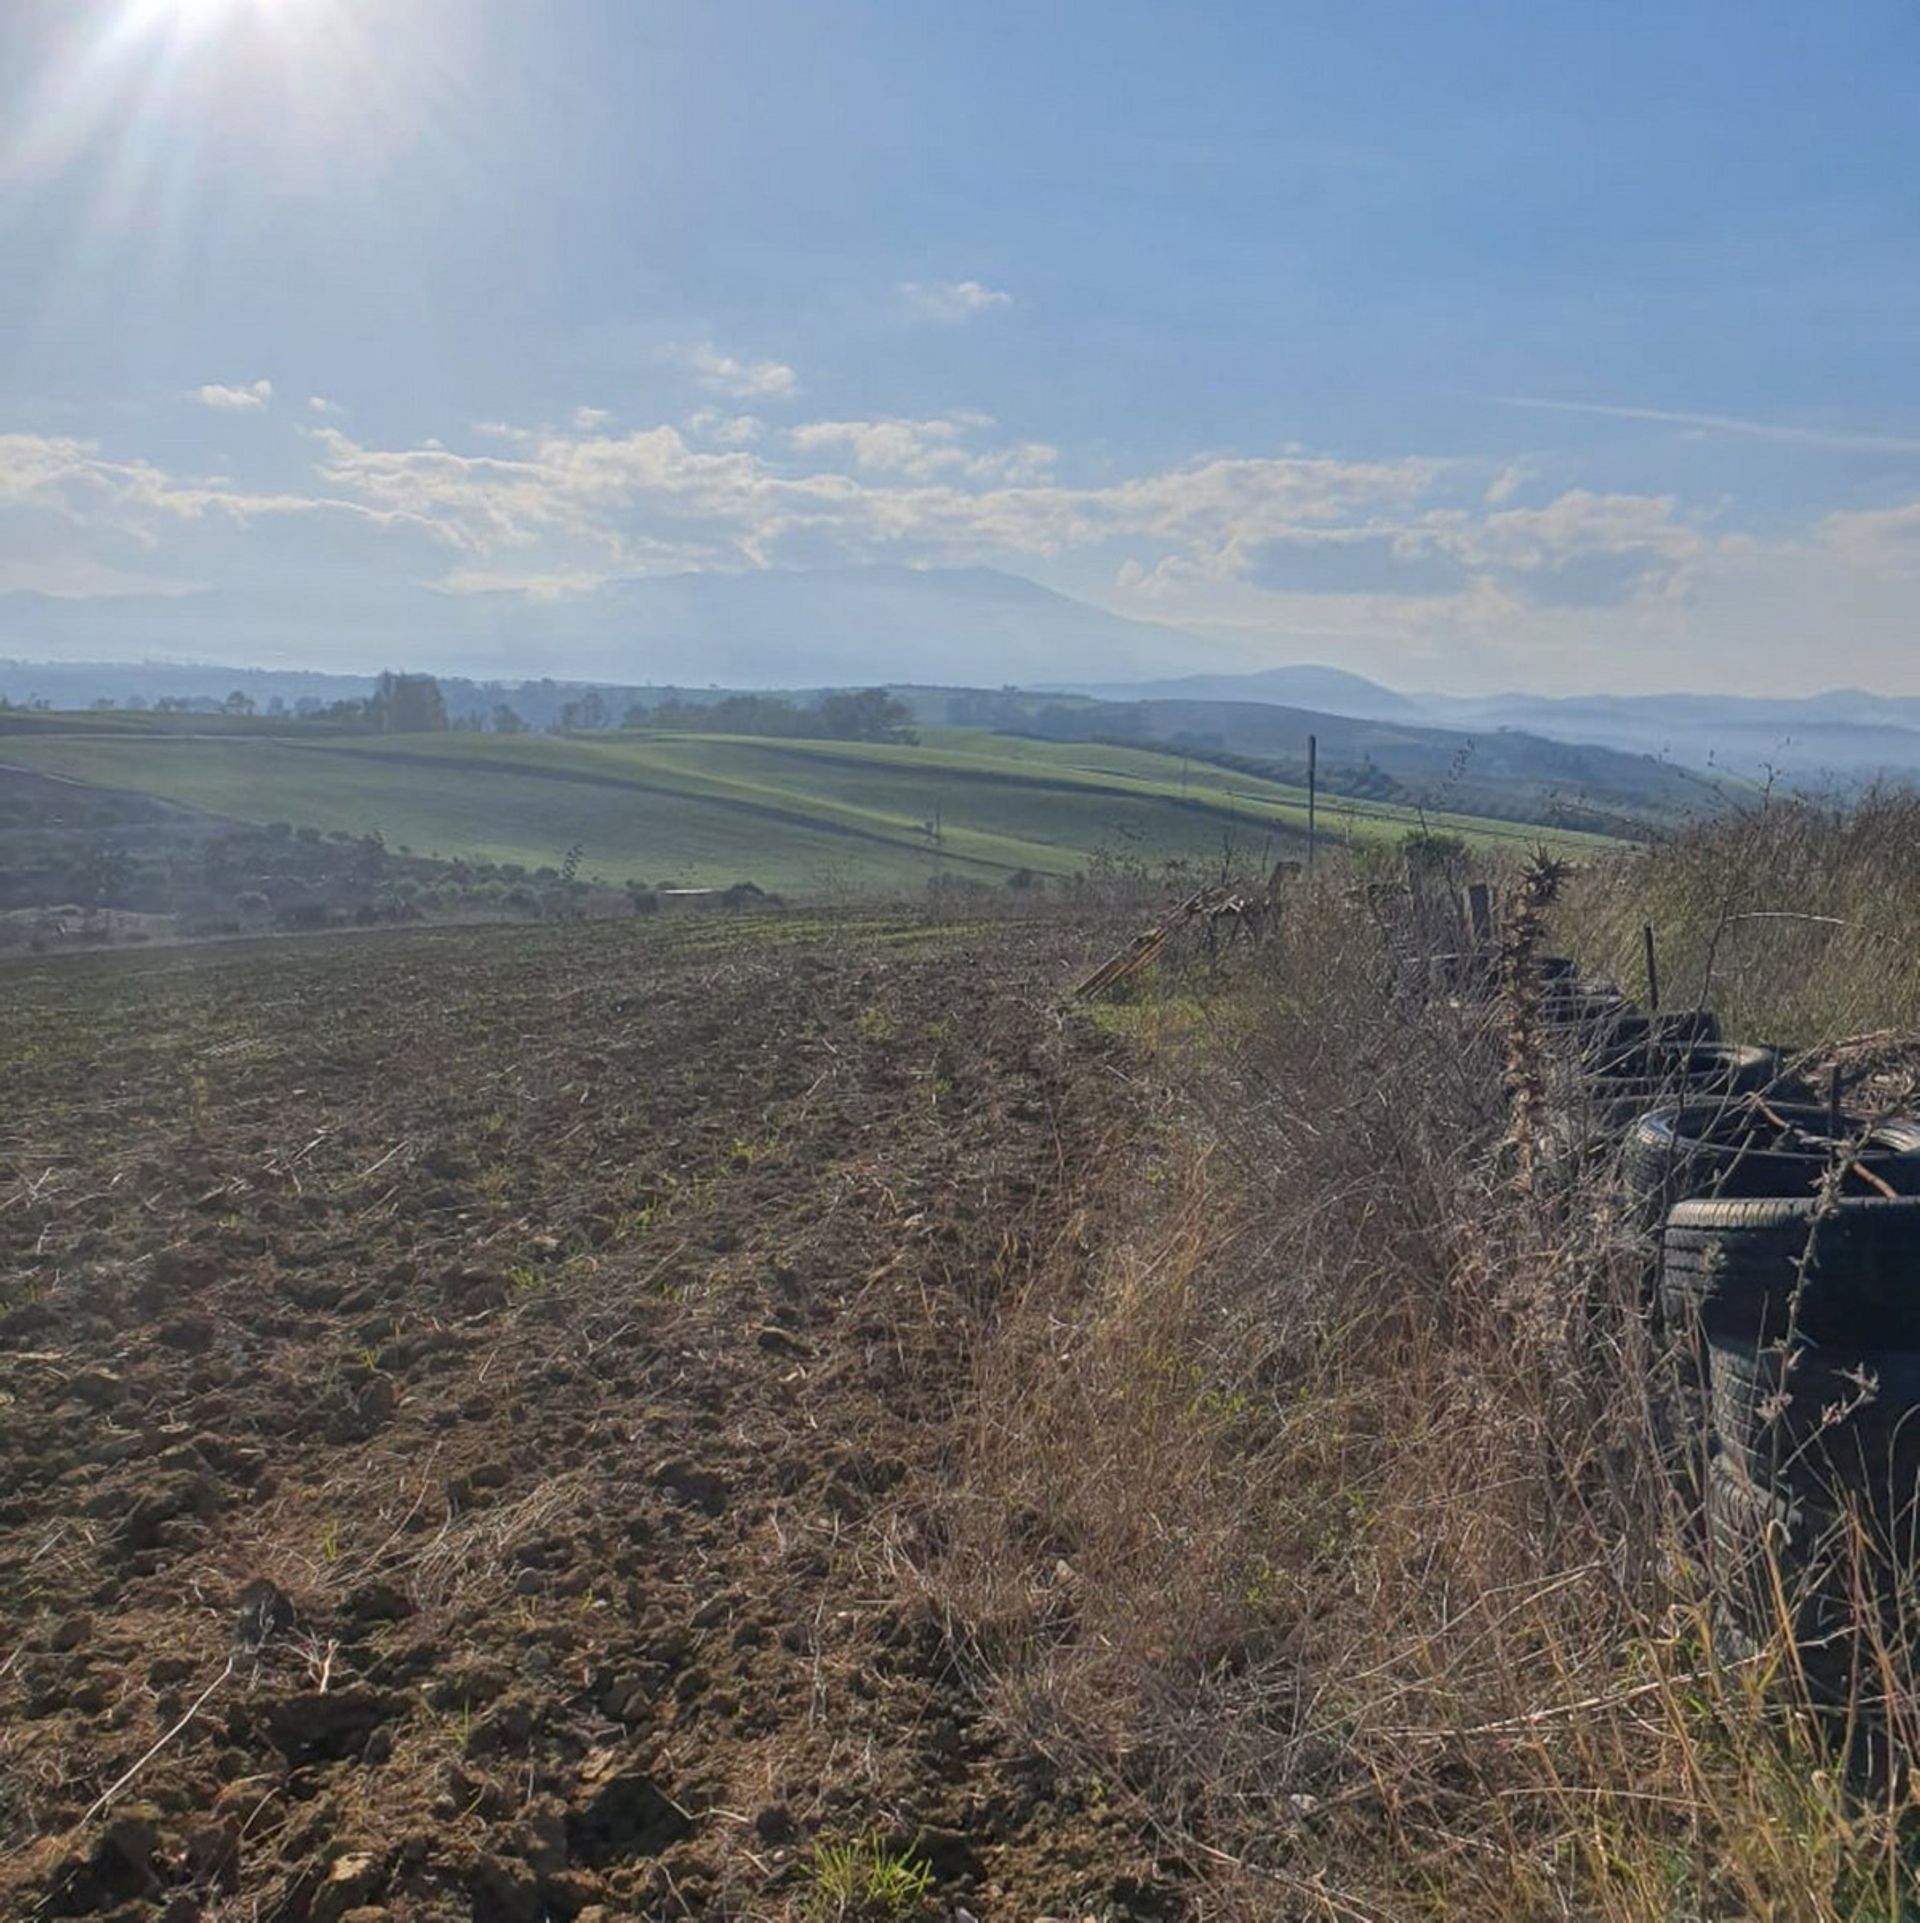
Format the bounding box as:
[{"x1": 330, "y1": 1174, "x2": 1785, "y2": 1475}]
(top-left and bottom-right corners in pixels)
[{"x1": 0, "y1": 725, "x2": 1617, "y2": 893}]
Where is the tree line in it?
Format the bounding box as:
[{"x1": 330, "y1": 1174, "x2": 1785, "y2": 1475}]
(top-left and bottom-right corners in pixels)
[{"x1": 54, "y1": 676, "x2": 919, "y2": 744}]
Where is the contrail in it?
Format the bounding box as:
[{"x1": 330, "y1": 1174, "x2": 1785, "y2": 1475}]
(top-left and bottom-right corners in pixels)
[{"x1": 1491, "y1": 394, "x2": 1920, "y2": 456}]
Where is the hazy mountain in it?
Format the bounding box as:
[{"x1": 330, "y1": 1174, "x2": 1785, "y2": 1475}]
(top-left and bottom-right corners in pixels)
[
  {"x1": 0, "y1": 567, "x2": 1200, "y2": 688},
  {"x1": 1059, "y1": 663, "x2": 1420, "y2": 719}
]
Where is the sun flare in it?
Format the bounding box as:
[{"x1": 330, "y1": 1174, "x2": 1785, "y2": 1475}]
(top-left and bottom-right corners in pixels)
[
  {"x1": 4, "y1": 0, "x2": 448, "y2": 215},
  {"x1": 129, "y1": 0, "x2": 285, "y2": 33}
]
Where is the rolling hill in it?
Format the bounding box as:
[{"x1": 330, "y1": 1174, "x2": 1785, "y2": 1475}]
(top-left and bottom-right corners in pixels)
[
  {"x1": 0, "y1": 724, "x2": 1618, "y2": 897},
  {"x1": 994, "y1": 695, "x2": 1725, "y2": 833}
]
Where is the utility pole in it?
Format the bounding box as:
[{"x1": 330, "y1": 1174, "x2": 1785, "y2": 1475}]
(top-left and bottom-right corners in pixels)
[{"x1": 1306, "y1": 733, "x2": 1318, "y2": 873}]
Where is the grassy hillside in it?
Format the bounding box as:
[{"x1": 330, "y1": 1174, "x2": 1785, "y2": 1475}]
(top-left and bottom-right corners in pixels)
[
  {"x1": 1003, "y1": 693, "x2": 1730, "y2": 831},
  {"x1": 0, "y1": 724, "x2": 1618, "y2": 895}
]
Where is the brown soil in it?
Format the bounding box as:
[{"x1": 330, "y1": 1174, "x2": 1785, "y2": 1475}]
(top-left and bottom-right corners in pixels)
[{"x1": 0, "y1": 914, "x2": 1175, "y2": 1921}]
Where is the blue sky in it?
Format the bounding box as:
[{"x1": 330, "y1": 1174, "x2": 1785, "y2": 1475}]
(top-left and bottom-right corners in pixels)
[{"x1": 4, "y1": 0, "x2": 1920, "y2": 692}]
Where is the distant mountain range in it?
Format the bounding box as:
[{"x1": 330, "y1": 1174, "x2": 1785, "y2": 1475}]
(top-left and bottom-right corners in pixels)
[
  {"x1": 0, "y1": 566, "x2": 1193, "y2": 689},
  {"x1": 3, "y1": 560, "x2": 1917, "y2": 798},
  {"x1": 1070, "y1": 670, "x2": 1920, "y2": 789}
]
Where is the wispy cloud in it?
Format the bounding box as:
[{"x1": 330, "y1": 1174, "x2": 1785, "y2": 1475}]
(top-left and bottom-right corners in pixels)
[
  {"x1": 0, "y1": 428, "x2": 425, "y2": 596},
  {"x1": 899, "y1": 279, "x2": 1013, "y2": 324},
  {"x1": 680, "y1": 342, "x2": 798, "y2": 401},
  {"x1": 572, "y1": 405, "x2": 611, "y2": 431},
  {"x1": 303, "y1": 413, "x2": 1444, "y2": 587},
  {"x1": 308, "y1": 395, "x2": 343, "y2": 417},
  {"x1": 193, "y1": 379, "x2": 274, "y2": 413},
  {"x1": 787, "y1": 415, "x2": 1055, "y2": 483},
  {"x1": 1492, "y1": 394, "x2": 1920, "y2": 455}
]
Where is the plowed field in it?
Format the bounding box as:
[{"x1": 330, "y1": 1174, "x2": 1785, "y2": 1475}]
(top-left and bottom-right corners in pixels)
[{"x1": 0, "y1": 914, "x2": 1173, "y2": 1921}]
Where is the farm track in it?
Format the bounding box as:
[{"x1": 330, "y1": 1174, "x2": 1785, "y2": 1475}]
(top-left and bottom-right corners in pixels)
[{"x1": 0, "y1": 914, "x2": 1174, "y2": 1920}]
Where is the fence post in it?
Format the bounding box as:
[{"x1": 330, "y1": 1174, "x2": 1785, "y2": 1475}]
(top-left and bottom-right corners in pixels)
[{"x1": 1465, "y1": 881, "x2": 1494, "y2": 950}]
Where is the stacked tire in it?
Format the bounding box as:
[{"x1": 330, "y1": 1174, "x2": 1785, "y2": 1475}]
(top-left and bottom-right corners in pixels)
[
  {"x1": 1421, "y1": 925, "x2": 1920, "y2": 1750},
  {"x1": 1533, "y1": 969, "x2": 1791, "y2": 1167},
  {"x1": 1582, "y1": 1036, "x2": 1779, "y2": 1141},
  {"x1": 1520, "y1": 952, "x2": 1920, "y2": 1732},
  {"x1": 1652, "y1": 1111, "x2": 1920, "y2": 1715}
]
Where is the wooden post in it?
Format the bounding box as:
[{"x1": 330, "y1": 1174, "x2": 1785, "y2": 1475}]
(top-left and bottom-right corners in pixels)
[
  {"x1": 1642, "y1": 923, "x2": 1660, "y2": 1014},
  {"x1": 1465, "y1": 882, "x2": 1493, "y2": 950},
  {"x1": 1829, "y1": 1063, "x2": 1844, "y2": 1142},
  {"x1": 1306, "y1": 733, "x2": 1318, "y2": 874}
]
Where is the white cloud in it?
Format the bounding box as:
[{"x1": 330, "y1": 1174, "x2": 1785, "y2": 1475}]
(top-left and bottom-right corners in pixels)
[
  {"x1": 1817, "y1": 501, "x2": 1920, "y2": 576},
  {"x1": 1484, "y1": 462, "x2": 1528, "y2": 506},
  {"x1": 900, "y1": 279, "x2": 1013, "y2": 324},
  {"x1": 787, "y1": 417, "x2": 965, "y2": 472},
  {"x1": 687, "y1": 410, "x2": 765, "y2": 448},
  {"x1": 193, "y1": 379, "x2": 274, "y2": 412},
  {"x1": 308, "y1": 395, "x2": 343, "y2": 416},
  {"x1": 680, "y1": 342, "x2": 798, "y2": 400},
  {"x1": 1425, "y1": 489, "x2": 1703, "y2": 581},
  {"x1": 572, "y1": 406, "x2": 612, "y2": 431}
]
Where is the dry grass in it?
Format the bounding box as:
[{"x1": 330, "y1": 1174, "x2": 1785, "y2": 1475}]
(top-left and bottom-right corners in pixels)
[
  {"x1": 924, "y1": 834, "x2": 1920, "y2": 1920},
  {"x1": 1561, "y1": 788, "x2": 1920, "y2": 1049}
]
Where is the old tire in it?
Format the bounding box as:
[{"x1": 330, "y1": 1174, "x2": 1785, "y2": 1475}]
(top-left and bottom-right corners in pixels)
[
  {"x1": 1624, "y1": 1101, "x2": 1920, "y2": 1225},
  {"x1": 1591, "y1": 1039, "x2": 1782, "y2": 1093},
  {"x1": 1662, "y1": 1196, "x2": 1920, "y2": 1348},
  {"x1": 1585, "y1": 1044, "x2": 1787, "y2": 1136}
]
